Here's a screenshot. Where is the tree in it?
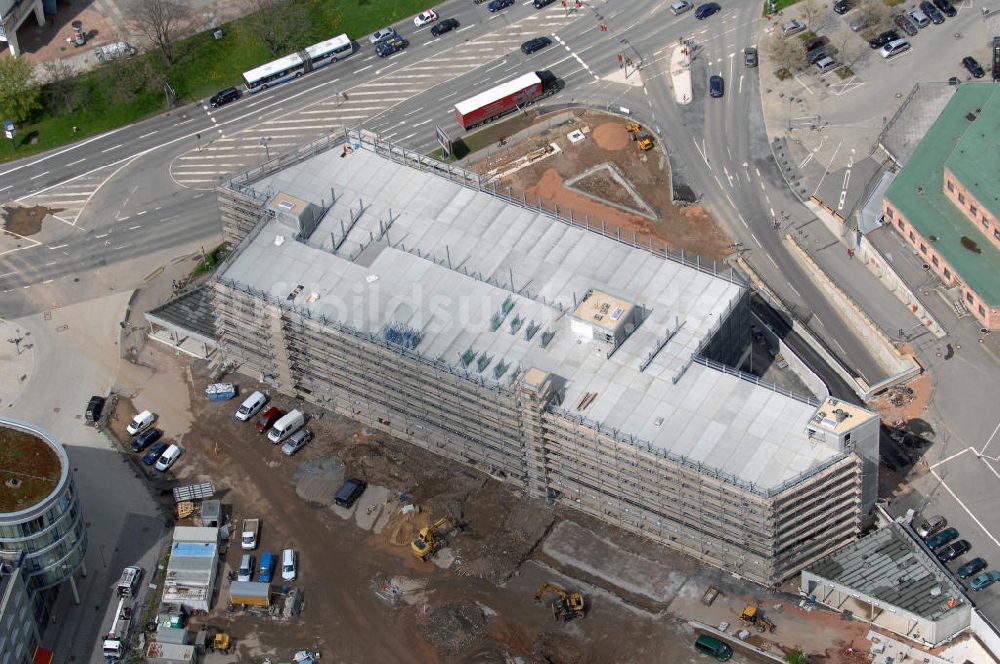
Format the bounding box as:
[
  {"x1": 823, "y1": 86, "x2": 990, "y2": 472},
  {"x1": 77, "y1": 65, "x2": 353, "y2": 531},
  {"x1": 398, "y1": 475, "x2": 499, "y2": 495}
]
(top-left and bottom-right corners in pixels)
[
  {"x1": 0, "y1": 56, "x2": 41, "y2": 123},
  {"x1": 799, "y1": 0, "x2": 823, "y2": 33},
  {"x1": 40, "y1": 62, "x2": 80, "y2": 115},
  {"x1": 127, "y1": 0, "x2": 191, "y2": 64},
  {"x1": 766, "y1": 32, "x2": 803, "y2": 74},
  {"x1": 785, "y1": 648, "x2": 809, "y2": 664},
  {"x1": 245, "y1": 0, "x2": 311, "y2": 56},
  {"x1": 857, "y1": 0, "x2": 889, "y2": 31}
]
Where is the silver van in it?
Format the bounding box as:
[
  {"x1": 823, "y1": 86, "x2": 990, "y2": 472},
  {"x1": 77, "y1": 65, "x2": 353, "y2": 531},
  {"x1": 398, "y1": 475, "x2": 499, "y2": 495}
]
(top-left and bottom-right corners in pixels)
[
  {"x1": 880, "y1": 38, "x2": 910, "y2": 58},
  {"x1": 235, "y1": 390, "x2": 267, "y2": 421},
  {"x1": 237, "y1": 554, "x2": 254, "y2": 582},
  {"x1": 908, "y1": 9, "x2": 930, "y2": 27}
]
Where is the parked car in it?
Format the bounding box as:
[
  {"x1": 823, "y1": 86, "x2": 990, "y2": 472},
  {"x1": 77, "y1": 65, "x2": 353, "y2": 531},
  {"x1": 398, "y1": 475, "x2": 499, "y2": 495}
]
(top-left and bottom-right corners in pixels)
[
  {"x1": 893, "y1": 13, "x2": 918, "y2": 36},
  {"x1": 936, "y1": 539, "x2": 971, "y2": 562},
  {"x1": 833, "y1": 0, "x2": 850, "y2": 14},
  {"x1": 281, "y1": 429, "x2": 312, "y2": 456},
  {"x1": 376, "y1": 36, "x2": 409, "y2": 57},
  {"x1": 259, "y1": 551, "x2": 275, "y2": 583},
  {"x1": 807, "y1": 47, "x2": 829, "y2": 64},
  {"x1": 255, "y1": 406, "x2": 282, "y2": 434},
  {"x1": 880, "y1": 39, "x2": 910, "y2": 59},
  {"x1": 127, "y1": 410, "x2": 156, "y2": 436},
  {"x1": 957, "y1": 557, "x2": 988, "y2": 579},
  {"x1": 430, "y1": 18, "x2": 459, "y2": 36},
  {"x1": 238, "y1": 554, "x2": 254, "y2": 582},
  {"x1": 488, "y1": 0, "x2": 514, "y2": 11},
  {"x1": 154, "y1": 444, "x2": 181, "y2": 472},
  {"x1": 971, "y1": 570, "x2": 1000, "y2": 591},
  {"x1": 869, "y1": 30, "x2": 899, "y2": 49},
  {"x1": 131, "y1": 427, "x2": 162, "y2": 452},
  {"x1": 694, "y1": 2, "x2": 721, "y2": 20},
  {"x1": 521, "y1": 37, "x2": 552, "y2": 54},
  {"x1": 782, "y1": 19, "x2": 805, "y2": 37},
  {"x1": 142, "y1": 442, "x2": 169, "y2": 466},
  {"x1": 334, "y1": 479, "x2": 367, "y2": 508},
  {"x1": 709, "y1": 74, "x2": 724, "y2": 97},
  {"x1": 933, "y1": 0, "x2": 956, "y2": 18},
  {"x1": 533, "y1": 0, "x2": 555, "y2": 6},
  {"x1": 962, "y1": 56, "x2": 985, "y2": 78},
  {"x1": 86, "y1": 396, "x2": 105, "y2": 423},
  {"x1": 413, "y1": 9, "x2": 438, "y2": 27},
  {"x1": 908, "y1": 9, "x2": 930, "y2": 27},
  {"x1": 920, "y1": 1, "x2": 944, "y2": 23},
  {"x1": 926, "y1": 527, "x2": 959, "y2": 550},
  {"x1": 670, "y1": 0, "x2": 693, "y2": 15},
  {"x1": 744, "y1": 47, "x2": 758, "y2": 67},
  {"x1": 209, "y1": 87, "x2": 240, "y2": 108},
  {"x1": 916, "y1": 515, "x2": 947, "y2": 539},
  {"x1": 803, "y1": 37, "x2": 826, "y2": 52},
  {"x1": 369, "y1": 27, "x2": 396, "y2": 44},
  {"x1": 814, "y1": 56, "x2": 840, "y2": 74},
  {"x1": 281, "y1": 548, "x2": 297, "y2": 581}
]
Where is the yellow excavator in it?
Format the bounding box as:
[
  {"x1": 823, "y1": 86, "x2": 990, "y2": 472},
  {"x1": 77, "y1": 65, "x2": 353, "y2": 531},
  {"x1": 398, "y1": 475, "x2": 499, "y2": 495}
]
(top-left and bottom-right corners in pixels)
[
  {"x1": 738, "y1": 605, "x2": 775, "y2": 633},
  {"x1": 625, "y1": 121, "x2": 654, "y2": 151},
  {"x1": 534, "y1": 582, "x2": 586, "y2": 622},
  {"x1": 411, "y1": 515, "x2": 459, "y2": 561}
]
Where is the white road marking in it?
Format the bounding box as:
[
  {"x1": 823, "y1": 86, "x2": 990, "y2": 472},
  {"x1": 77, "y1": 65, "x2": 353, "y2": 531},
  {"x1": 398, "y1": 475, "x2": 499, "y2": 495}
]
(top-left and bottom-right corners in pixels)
[
  {"x1": 751, "y1": 233, "x2": 761, "y2": 247},
  {"x1": 29, "y1": 171, "x2": 49, "y2": 180},
  {"x1": 65, "y1": 158, "x2": 87, "y2": 167},
  {"x1": 980, "y1": 419, "x2": 1000, "y2": 456},
  {"x1": 101, "y1": 144, "x2": 124, "y2": 153},
  {"x1": 930, "y1": 467, "x2": 1000, "y2": 548}
]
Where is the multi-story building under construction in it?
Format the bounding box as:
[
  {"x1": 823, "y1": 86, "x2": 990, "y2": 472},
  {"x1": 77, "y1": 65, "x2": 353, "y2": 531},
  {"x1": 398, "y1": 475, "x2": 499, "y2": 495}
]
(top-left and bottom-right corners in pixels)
[{"x1": 210, "y1": 129, "x2": 879, "y2": 586}]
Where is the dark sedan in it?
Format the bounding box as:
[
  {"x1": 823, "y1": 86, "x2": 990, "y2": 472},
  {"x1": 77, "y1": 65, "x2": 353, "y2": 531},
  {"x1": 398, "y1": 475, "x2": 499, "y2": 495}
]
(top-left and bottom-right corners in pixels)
[
  {"x1": 958, "y1": 557, "x2": 988, "y2": 579},
  {"x1": 833, "y1": 0, "x2": 850, "y2": 13},
  {"x1": 869, "y1": 30, "x2": 899, "y2": 49},
  {"x1": 893, "y1": 13, "x2": 918, "y2": 36},
  {"x1": 520, "y1": 36, "x2": 552, "y2": 54},
  {"x1": 926, "y1": 527, "x2": 959, "y2": 550},
  {"x1": 142, "y1": 442, "x2": 169, "y2": 466},
  {"x1": 431, "y1": 18, "x2": 459, "y2": 36},
  {"x1": 695, "y1": 2, "x2": 721, "y2": 20},
  {"x1": 933, "y1": 0, "x2": 956, "y2": 17},
  {"x1": 921, "y1": 1, "x2": 945, "y2": 23},
  {"x1": 962, "y1": 56, "x2": 985, "y2": 78},
  {"x1": 131, "y1": 427, "x2": 162, "y2": 452},
  {"x1": 937, "y1": 539, "x2": 971, "y2": 563}
]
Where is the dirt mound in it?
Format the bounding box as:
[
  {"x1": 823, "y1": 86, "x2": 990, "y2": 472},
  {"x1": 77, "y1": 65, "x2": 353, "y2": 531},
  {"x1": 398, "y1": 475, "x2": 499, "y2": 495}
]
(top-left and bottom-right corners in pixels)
[
  {"x1": 420, "y1": 602, "x2": 488, "y2": 652},
  {"x1": 534, "y1": 630, "x2": 588, "y2": 663},
  {"x1": 292, "y1": 456, "x2": 344, "y2": 505},
  {"x1": 592, "y1": 122, "x2": 629, "y2": 151},
  {"x1": 1, "y1": 205, "x2": 61, "y2": 236}
]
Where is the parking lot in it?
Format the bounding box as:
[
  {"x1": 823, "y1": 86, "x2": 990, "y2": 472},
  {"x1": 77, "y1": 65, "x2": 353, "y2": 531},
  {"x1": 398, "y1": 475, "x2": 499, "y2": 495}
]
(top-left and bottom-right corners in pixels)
[{"x1": 760, "y1": 0, "x2": 996, "y2": 216}]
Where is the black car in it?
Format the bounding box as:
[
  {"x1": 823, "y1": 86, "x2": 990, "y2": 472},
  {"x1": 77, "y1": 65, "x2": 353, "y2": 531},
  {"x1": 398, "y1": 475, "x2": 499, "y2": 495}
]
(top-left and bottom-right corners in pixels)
[
  {"x1": 694, "y1": 2, "x2": 721, "y2": 20},
  {"x1": 709, "y1": 74, "x2": 724, "y2": 97},
  {"x1": 806, "y1": 47, "x2": 829, "y2": 64},
  {"x1": 488, "y1": 0, "x2": 514, "y2": 11},
  {"x1": 431, "y1": 18, "x2": 459, "y2": 36},
  {"x1": 933, "y1": 0, "x2": 956, "y2": 17},
  {"x1": 962, "y1": 56, "x2": 985, "y2": 78},
  {"x1": 937, "y1": 539, "x2": 971, "y2": 562},
  {"x1": 533, "y1": 0, "x2": 555, "y2": 6},
  {"x1": 869, "y1": 30, "x2": 899, "y2": 49},
  {"x1": 131, "y1": 427, "x2": 163, "y2": 452},
  {"x1": 334, "y1": 479, "x2": 367, "y2": 508},
  {"x1": 376, "y1": 36, "x2": 408, "y2": 57},
  {"x1": 893, "y1": 13, "x2": 918, "y2": 36},
  {"x1": 521, "y1": 37, "x2": 552, "y2": 54},
  {"x1": 209, "y1": 87, "x2": 240, "y2": 108},
  {"x1": 86, "y1": 395, "x2": 105, "y2": 423},
  {"x1": 921, "y1": 1, "x2": 945, "y2": 23},
  {"x1": 833, "y1": 0, "x2": 850, "y2": 14}
]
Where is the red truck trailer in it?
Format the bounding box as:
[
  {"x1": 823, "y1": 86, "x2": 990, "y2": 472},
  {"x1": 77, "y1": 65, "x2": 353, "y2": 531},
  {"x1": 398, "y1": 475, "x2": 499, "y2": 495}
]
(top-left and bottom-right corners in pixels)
[{"x1": 453, "y1": 71, "x2": 560, "y2": 131}]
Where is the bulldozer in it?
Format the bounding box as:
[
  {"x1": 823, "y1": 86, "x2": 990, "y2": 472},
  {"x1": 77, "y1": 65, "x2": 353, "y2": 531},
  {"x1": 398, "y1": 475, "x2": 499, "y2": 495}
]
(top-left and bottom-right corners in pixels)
[
  {"x1": 625, "y1": 121, "x2": 654, "y2": 151},
  {"x1": 534, "y1": 582, "x2": 586, "y2": 622},
  {"x1": 411, "y1": 515, "x2": 459, "y2": 561},
  {"x1": 738, "y1": 605, "x2": 775, "y2": 633}
]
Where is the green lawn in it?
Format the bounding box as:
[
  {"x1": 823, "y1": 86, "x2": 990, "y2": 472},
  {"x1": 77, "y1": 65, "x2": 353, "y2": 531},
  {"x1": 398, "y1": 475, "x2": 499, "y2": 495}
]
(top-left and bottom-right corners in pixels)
[
  {"x1": 2, "y1": 0, "x2": 428, "y2": 162},
  {"x1": 431, "y1": 112, "x2": 540, "y2": 161}
]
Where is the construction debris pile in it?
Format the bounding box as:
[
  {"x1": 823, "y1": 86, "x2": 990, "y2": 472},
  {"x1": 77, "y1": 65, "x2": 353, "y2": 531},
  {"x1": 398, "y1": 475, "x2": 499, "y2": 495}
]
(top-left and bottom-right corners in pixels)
[{"x1": 418, "y1": 602, "x2": 488, "y2": 652}]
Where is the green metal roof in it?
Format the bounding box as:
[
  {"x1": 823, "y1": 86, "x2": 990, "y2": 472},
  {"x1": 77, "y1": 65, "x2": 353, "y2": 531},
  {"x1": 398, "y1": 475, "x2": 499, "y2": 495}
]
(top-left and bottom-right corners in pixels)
[{"x1": 885, "y1": 84, "x2": 1000, "y2": 306}]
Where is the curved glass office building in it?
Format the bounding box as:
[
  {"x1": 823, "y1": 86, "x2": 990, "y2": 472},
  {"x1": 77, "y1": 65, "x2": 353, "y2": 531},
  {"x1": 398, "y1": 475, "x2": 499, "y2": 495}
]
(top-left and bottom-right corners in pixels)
[{"x1": 0, "y1": 418, "x2": 87, "y2": 592}]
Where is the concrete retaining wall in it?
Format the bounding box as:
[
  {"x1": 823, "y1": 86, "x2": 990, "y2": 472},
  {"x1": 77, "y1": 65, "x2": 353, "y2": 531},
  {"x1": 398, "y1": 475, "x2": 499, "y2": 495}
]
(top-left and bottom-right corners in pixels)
[
  {"x1": 855, "y1": 233, "x2": 947, "y2": 339},
  {"x1": 783, "y1": 235, "x2": 920, "y2": 390},
  {"x1": 970, "y1": 609, "x2": 1000, "y2": 662},
  {"x1": 752, "y1": 312, "x2": 829, "y2": 401}
]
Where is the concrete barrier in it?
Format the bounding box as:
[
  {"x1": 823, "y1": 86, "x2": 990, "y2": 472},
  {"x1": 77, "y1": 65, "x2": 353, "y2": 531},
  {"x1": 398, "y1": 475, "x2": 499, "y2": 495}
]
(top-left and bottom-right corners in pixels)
[
  {"x1": 783, "y1": 235, "x2": 921, "y2": 389},
  {"x1": 752, "y1": 313, "x2": 830, "y2": 401}
]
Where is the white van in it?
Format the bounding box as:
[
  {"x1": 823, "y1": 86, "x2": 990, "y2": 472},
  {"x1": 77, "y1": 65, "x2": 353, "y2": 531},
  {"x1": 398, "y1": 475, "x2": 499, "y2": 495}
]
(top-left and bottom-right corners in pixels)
[
  {"x1": 281, "y1": 548, "x2": 296, "y2": 581},
  {"x1": 116, "y1": 566, "x2": 142, "y2": 598},
  {"x1": 127, "y1": 410, "x2": 156, "y2": 436},
  {"x1": 235, "y1": 391, "x2": 267, "y2": 421},
  {"x1": 154, "y1": 444, "x2": 181, "y2": 471},
  {"x1": 268, "y1": 409, "x2": 304, "y2": 444}
]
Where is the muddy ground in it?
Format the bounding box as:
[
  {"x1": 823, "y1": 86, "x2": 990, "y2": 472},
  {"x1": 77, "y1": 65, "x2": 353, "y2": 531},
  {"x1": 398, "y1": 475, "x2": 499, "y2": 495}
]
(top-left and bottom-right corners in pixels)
[
  {"x1": 108, "y1": 351, "x2": 793, "y2": 664},
  {"x1": 467, "y1": 111, "x2": 732, "y2": 261}
]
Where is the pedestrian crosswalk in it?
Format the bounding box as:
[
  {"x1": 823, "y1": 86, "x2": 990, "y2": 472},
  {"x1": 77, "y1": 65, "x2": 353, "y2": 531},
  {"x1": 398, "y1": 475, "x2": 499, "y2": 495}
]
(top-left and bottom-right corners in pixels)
[{"x1": 169, "y1": 7, "x2": 581, "y2": 189}]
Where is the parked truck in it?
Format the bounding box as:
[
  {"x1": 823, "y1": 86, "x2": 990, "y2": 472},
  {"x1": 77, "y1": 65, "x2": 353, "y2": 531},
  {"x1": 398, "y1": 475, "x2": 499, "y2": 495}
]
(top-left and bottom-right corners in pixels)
[
  {"x1": 241, "y1": 518, "x2": 259, "y2": 550},
  {"x1": 229, "y1": 581, "x2": 271, "y2": 607},
  {"x1": 102, "y1": 597, "x2": 133, "y2": 660},
  {"x1": 453, "y1": 70, "x2": 561, "y2": 131}
]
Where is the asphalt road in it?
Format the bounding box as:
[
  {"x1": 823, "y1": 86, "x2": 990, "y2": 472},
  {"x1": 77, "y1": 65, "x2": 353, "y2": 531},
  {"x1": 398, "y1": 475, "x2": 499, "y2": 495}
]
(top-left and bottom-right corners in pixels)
[{"x1": 0, "y1": 0, "x2": 885, "y2": 382}]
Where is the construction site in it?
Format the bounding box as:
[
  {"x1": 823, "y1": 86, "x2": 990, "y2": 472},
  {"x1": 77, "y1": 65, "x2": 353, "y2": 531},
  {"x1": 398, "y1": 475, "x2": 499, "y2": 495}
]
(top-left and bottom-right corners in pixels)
[{"x1": 184, "y1": 127, "x2": 885, "y2": 589}]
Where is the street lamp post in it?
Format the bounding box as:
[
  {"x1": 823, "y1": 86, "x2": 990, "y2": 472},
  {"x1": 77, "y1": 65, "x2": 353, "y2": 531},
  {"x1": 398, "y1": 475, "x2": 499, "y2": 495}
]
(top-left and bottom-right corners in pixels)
[{"x1": 260, "y1": 136, "x2": 272, "y2": 161}]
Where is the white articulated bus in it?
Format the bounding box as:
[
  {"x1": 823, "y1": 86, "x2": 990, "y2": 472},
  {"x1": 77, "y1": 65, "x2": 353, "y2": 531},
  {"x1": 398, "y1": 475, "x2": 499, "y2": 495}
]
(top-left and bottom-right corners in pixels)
[{"x1": 242, "y1": 34, "x2": 355, "y2": 93}]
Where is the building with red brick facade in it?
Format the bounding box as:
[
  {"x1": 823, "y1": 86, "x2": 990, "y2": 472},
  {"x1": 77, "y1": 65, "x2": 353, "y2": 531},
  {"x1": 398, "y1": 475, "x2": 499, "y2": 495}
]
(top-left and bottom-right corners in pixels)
[{"x1": 883, "y1": 85, "x2": 1000, "y2": 330}]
